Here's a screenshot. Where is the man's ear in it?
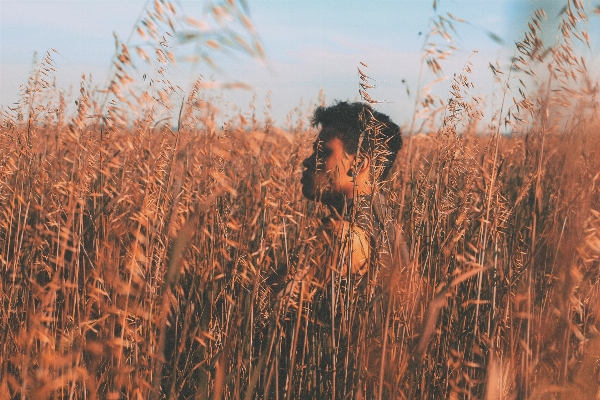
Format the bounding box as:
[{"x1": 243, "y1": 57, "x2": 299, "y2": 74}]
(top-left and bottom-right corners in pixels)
[
  {"x1": 348, "y1": 155, "x2": 371, "y2": 177},
  {"x1": 358, "y1": 155, "x2": 371, "y2": 173}
]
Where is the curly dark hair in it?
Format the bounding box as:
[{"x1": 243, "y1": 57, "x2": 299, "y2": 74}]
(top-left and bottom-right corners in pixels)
[{"x1": 311, "y1": 101, "x2": 402, "y2": 180}]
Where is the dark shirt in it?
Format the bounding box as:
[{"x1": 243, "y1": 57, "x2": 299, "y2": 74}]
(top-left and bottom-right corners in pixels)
[
  {"x1": 345, "y1": 192, "x2": 410, "y2": 285},
  {"x1": 272, "y1": 193, "x2": 410, "y2": 398}
]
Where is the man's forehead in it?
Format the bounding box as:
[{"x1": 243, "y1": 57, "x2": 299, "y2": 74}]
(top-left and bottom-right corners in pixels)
[
  {"x1": 314, "y1": 127, "x2": 343, "y2": 144},
  {"x1": 319, "y1": 126, "x2": 342, "y2": 138},
  {"x1": 312, "y1": 135, "x2": 338, "y2": 148},
  {"x1": 311, "y1": 136, "x2": 351, "y2": 159}
]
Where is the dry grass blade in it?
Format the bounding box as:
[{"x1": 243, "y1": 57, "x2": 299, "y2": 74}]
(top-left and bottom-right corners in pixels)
[{"x1": 1, "y1": 1, "x2": 600, "y2": 399}]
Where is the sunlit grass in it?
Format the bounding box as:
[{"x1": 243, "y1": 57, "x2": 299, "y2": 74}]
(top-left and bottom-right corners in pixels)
[{"x1": 1, "y1": 0, "x2": 600, "y2": 398}]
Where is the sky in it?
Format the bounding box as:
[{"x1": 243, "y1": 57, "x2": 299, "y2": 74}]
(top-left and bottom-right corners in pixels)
[{"x1": 1, "y1": 0, "x2": 599, "y2": 129}]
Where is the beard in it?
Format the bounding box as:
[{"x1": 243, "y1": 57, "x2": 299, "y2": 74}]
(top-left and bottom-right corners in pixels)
[
  {"x1": 300, "y1": 173, "x2": 343, "y2": 206},
  {"x1": 300, "y1": 174, "x2": 316, "y2": 200}
]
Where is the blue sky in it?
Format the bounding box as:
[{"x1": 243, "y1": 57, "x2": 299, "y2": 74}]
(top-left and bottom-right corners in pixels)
[{"x1": 1, "y1": 0, "x2": 598, "y2": 128}]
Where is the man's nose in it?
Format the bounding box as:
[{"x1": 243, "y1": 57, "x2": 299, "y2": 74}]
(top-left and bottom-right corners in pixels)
[{"x1": 302, "y1": 155, "x2": 313, "y2": 169}]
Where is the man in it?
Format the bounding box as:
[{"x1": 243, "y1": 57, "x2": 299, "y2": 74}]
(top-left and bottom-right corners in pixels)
[
  {"x1": 273, "y1": 101, "x2": 408, "y2": 398},
  {"x1": 300, "y1": 100, "x2": 404, "y2": 278}
]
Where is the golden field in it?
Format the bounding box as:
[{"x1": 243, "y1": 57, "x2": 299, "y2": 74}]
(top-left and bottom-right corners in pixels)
[{"x1": 1, "y1": 1, "x2": 600, "y2": 398}]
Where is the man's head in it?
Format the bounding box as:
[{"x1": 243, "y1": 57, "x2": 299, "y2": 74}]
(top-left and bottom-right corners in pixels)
[{"x1": 300, "y1": 101, "x2": 402, "y2": 208}]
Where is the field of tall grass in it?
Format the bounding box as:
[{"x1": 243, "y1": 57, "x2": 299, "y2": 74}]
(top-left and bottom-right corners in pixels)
[{"x1": 1, "y1": 0, "x2": 600, "y2": 398}]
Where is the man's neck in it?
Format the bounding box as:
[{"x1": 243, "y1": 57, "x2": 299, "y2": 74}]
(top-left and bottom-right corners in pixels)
[
  {"x1": 327, "y1": 192, "x2": 373, "y2": 220},
  {"x1": 327, "y1": 197, "x2": 348, "y2": 219}
]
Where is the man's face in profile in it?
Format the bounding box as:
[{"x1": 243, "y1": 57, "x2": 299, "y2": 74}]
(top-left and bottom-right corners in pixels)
[{"x1": 300, "y1": 128, "x2": 356, "y2": 206}]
